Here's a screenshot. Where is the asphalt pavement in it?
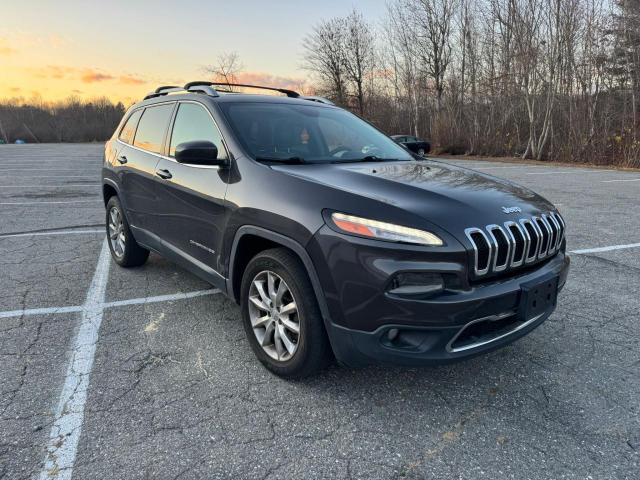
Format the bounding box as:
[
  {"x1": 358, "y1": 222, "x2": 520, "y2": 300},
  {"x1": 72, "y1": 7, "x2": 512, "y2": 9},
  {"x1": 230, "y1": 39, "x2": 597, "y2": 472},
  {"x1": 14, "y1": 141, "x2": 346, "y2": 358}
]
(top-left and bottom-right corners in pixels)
[{"x1": 0, "y1": 144, "x2": 638, "y2": 480}]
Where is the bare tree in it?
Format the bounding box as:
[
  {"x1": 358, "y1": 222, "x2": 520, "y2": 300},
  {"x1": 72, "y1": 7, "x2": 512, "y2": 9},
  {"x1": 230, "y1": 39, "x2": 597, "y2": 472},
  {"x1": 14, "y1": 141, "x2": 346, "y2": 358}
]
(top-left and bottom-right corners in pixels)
[
  {"x1": 342, "y1": 10, "x2": 375, "y2": 115},
  {"x1": 302, "y1": 18, "x2": 348, "y2": 104},
  {"x1": 410, "y1": 0, "x2": 458, "y2": 111},
  {"x1": 203, "y1": 52, "x2": 244, "y2": 89}
]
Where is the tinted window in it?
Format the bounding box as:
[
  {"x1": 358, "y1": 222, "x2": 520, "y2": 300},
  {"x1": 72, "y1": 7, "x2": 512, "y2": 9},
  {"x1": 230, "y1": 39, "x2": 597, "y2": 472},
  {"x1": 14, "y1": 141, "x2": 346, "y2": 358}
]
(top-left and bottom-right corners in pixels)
[
  {"x1": 219, "y1": 102, "x2": 412, "y2": 163},
  {"x1": 118, "y1": 109, "x2": 142, "y2": 144},
  {"x1": 169, "y1": 103, "x2": 228, "y2": 158},
  {"x1": 133, "y1": 104, "x2": 174, "y2": 154}
]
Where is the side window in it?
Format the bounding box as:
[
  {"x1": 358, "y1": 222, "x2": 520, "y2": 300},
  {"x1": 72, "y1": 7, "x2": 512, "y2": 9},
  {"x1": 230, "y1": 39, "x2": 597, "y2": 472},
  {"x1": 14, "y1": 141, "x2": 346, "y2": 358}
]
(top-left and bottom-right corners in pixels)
[
  {"x1": 169, "y1": 103, "x2": 228, "y2": 159},
  {"x1": 133, "y1": 104, "x2": 174, "y2": 154},
  {"x1": 118, "y1": 109, "x2": 142, "y2": 144}
]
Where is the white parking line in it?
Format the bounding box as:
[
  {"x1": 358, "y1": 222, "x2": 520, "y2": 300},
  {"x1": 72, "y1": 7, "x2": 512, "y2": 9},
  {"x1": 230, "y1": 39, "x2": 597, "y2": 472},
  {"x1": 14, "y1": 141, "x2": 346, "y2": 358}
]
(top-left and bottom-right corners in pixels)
[
  {"x1": 571, "y1": 243, "x2": 640, "y2": 254},
  {"x1": 0, "y1": 229, "x2": 103, "y2": 239},
  {"x1": 474, "y1": 165, "x2": 541, "y2": 170},
  {"x1": 601, "y1": 178, "x2": 640, "y2": 183},
  {"x1": 0, "y1": 184, "x2": 100, "y2": 188},
  {"x1": 0, "y1": 163, "x2": 101, "y2": 167},
  {"x1": 39, "y1": 239, "x2": 111, "y2": 480},
  {"x1": 0, "y1": 200, "x2": 100, "y2": 205},
  {"x1": 103, "y1": 288, "x2": 219, "y2": 309},
  {"x1": 6, "y1": 175, "x2": 97, "y2": 179},
  {"x1": 0, "y1": 289, "x2": 219, "y2": 320},
  {"x1": 0, "y1": 168, "x2": 93, "y2": 172},
  {"x1": 0, "y1": 305, "x2": 84, "y2": 319}
]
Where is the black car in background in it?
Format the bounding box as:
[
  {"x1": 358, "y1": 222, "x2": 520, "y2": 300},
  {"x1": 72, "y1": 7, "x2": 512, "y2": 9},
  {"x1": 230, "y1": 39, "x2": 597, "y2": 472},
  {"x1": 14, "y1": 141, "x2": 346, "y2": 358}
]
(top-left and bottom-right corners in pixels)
[
  {"x1": 392, "y1": 134, "x2": 431, "y2": 156},
  {"x1": 102, "y1": 81, "x2": 569, "y2": 378}
]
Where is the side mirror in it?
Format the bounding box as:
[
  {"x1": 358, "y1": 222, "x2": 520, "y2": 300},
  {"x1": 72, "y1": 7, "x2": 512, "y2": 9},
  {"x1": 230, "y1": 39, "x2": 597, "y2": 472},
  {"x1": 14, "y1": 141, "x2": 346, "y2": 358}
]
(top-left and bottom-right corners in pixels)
[{"x1": 175, "y1": 141, "x2": 227, "y2": 166}]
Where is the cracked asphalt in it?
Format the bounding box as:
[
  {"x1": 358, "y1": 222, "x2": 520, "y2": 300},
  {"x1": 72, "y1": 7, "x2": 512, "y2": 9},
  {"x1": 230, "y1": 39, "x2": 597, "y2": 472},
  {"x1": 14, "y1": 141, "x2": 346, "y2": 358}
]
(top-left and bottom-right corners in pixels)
[{"x1": 0, "y1": 144, "x2": 638, "y2": 480}]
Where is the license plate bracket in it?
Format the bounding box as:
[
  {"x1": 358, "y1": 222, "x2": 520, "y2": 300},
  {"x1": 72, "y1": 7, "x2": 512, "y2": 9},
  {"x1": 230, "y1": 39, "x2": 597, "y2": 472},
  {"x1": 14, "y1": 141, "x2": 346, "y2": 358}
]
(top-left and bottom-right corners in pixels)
[{"x1": 518, "y1": 274, "x2": 559, "y2": 321}]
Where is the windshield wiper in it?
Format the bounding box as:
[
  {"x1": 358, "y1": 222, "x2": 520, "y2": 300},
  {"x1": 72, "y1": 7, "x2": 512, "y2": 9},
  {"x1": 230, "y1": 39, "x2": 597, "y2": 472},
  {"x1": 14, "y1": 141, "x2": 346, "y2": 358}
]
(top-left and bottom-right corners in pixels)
[
  {"x1": 254, "y1": 156, "x2": 306, "y2": 164},
  {"x1": 330, "y1": 156, "x2": 404, "y2": 164}
]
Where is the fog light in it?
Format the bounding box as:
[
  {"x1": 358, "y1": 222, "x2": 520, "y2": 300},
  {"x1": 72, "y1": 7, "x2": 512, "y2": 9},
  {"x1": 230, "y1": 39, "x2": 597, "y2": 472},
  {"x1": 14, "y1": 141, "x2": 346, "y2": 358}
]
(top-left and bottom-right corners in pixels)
[{"x1": 387, "y1": 272, "x2": 444, "y2": 297}]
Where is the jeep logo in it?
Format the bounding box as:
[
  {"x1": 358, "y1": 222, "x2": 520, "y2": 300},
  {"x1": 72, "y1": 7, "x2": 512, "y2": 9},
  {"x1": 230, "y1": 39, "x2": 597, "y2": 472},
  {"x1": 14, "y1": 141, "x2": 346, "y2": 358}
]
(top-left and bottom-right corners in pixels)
[{"x1": 502, "y1": 206, "x2": 522, "y2": 214}]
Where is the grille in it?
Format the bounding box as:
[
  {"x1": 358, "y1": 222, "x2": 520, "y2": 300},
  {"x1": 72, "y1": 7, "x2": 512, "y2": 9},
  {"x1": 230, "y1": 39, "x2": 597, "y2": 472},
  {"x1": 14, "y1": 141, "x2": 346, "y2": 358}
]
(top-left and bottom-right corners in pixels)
[{"x1": 465, "y1": 211, "x2": 565, "y2": 277}]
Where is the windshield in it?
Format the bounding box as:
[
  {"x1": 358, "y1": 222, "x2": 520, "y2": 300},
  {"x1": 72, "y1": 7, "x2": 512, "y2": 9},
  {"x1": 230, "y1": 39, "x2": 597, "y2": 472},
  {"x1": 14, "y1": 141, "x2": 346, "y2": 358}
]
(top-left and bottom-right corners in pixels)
[{"x1": 219, "y1": 102, "x2": 414, "y2": 163}]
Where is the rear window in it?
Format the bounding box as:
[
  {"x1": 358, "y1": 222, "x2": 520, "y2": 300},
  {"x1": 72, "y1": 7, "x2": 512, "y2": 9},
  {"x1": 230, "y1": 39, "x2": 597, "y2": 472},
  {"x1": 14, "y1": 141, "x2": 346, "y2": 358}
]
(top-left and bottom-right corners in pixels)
[
  {"x1": 133, "y1": 104, "x2": 174, "y2": 154},
  {"x1": 118, "y1": 109, "x2": 142, "y2": 144}
]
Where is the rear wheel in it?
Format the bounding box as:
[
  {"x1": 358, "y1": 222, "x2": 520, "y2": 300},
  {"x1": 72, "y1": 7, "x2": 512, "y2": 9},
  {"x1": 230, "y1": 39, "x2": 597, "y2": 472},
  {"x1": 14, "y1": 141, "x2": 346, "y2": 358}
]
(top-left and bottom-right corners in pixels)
[
  {"x1": 240, "y1": 248, "x2": 332, "y2": 378},
  {"x1": 417, "y1": 148, "x2": 425, "y2": 157},
  {"x1": 105, "y1": 196, "x2": 149, "y2": 267}
]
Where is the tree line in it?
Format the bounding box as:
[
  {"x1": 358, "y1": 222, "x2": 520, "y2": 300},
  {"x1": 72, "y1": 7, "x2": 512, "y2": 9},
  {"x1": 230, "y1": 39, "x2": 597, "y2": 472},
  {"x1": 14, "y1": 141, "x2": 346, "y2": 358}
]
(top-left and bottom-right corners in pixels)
[
  {"x1": 3, "y1": 0, "x2": 640, "y2": 168},
  {"x1": 303, "y1": 0, "x2": 640, "y2": 167},
  {"x1": 0, "y1": 97, "x2": 125, "y2": 144}
]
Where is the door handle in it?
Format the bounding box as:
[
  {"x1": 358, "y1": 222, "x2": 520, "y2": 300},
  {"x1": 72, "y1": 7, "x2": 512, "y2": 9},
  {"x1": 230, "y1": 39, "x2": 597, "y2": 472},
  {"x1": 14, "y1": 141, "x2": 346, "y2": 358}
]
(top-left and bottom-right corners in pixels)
[
  {"x1": 155, "y1": 168, "x2": 173, "y2": 180},
  {"x1": 117, "y1": 155, "x2": 128, "y2": 165}
]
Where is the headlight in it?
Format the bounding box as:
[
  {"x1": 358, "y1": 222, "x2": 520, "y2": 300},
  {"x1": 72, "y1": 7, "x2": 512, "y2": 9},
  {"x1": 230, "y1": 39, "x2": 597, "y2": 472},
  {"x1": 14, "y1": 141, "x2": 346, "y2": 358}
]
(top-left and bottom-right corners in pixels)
[{"x1": 330, "y1": 212, "x2": 444, "y2": 246}]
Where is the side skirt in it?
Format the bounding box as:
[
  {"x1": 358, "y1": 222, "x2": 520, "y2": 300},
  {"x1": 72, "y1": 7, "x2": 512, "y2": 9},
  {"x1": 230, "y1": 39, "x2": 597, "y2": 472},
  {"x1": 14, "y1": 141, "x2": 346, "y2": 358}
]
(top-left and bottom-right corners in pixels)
[{"x1": 131, "y1": 225, "x2": 228, "y2": 293}]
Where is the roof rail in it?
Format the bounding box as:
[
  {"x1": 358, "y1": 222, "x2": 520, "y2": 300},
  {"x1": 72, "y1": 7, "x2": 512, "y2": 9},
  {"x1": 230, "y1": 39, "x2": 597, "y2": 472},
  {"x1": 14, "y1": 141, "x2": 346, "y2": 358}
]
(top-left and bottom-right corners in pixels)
[
  {"x1": 184, "y1": 82, "x2": 220, "y2": 97},
  {"x1": 142, "y1": 81, "x2": 333, "y2": 106},
  {"x1": 301, "y1": 96, "x2": 334, "y2": 105},
  {"x1": 155, "y1": 85, "x2": 180, "y2": 93},
  {"x1": 144, "y1": 86, "x2": 185, "y2": 100},
  {"x1": 184, "y1": 81, "x2": 300, "y2": 98}
]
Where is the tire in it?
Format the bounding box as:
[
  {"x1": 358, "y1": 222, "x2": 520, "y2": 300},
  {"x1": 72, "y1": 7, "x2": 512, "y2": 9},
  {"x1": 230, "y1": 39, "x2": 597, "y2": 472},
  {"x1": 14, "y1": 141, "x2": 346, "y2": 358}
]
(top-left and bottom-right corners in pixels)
[
  {"x1": 105, "y1": 196, "x2": 149, "y2": 267},
  {"x1": 417, "y1": 148, "x2": 425, "y2": 157},
  {"x1": 240, "y1": 248, "x2": 332, "y2": 378}
]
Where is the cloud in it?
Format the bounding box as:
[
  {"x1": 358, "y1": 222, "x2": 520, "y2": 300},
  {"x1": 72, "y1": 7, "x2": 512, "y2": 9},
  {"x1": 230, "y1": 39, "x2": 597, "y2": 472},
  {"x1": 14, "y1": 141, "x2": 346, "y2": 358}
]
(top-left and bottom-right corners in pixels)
[
  {"x1": 119, "y1": 75, "x2": 146, "y2": 85},
  {"x1": 233, "y1": 72, "x2": 309, "y2": 92},
  {"x1": 31, "y1": 65, "x2": 79, "y2": 80},
  {"x1": 81, "y1": 69, "x2": 115, "y2": 83}
]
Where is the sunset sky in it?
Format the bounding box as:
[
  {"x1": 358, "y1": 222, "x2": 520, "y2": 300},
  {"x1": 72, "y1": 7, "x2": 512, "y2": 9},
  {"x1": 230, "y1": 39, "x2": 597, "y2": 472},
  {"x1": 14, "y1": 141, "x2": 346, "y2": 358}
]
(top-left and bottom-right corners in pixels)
[{"x1": 0, "y1": 0, "x2": 388, "y2": 106}]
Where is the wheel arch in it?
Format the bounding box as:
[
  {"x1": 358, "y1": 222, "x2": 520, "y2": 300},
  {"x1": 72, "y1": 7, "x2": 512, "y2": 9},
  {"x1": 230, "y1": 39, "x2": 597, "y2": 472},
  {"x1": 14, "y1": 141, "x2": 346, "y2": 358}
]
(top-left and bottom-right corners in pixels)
[
  {"x1": 227, "y1": 226, "x2": 332, "y2": 326},
  {"x1": 102, "y1": 179, "x2": 120, "y2": 206}
]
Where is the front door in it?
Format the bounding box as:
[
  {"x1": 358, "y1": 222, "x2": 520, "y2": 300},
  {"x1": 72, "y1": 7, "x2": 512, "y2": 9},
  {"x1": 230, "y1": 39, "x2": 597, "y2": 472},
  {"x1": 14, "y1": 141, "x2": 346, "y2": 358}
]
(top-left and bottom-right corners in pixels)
[{"x1": 153, "y1": 101, "x2": 230, "y2": 276}]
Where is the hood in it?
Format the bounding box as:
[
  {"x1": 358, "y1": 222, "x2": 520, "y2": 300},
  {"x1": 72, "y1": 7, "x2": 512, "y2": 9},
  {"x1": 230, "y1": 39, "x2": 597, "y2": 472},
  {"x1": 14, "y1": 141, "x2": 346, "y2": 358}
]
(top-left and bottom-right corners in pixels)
[{"x1": 271, "y1": 159, "x2": 555, "y2": 234}]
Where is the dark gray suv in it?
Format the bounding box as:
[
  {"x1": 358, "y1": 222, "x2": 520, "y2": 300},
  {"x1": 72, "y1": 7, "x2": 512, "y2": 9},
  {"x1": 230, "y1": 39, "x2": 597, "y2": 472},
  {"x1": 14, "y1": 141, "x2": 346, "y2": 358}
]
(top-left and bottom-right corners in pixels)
[{"x1": 102, "y1": 82, "x2": 570, "y2": 378}]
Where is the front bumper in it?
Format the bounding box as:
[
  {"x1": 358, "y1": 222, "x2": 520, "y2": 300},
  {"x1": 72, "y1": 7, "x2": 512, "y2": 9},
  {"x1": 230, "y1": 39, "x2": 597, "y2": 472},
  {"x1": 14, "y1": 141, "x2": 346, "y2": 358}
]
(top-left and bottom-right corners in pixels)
[{"x1": 308, "y1": 226, "x2": 570, "y2": 367}]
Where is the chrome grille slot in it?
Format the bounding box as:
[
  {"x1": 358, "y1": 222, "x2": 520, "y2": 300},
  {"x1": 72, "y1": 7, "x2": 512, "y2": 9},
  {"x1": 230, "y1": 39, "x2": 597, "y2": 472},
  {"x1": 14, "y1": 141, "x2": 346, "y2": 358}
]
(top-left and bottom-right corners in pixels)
[
  {"x1": 466, "y1": 211, "x2": 565, "y2": 278},
  {"x1": 546, "y1": 214, "x2": 560, "y2": 254},
  {"x1": 465, "y1": 228, "x2": 492, "y2": 276},
  {"x1": 487, "y1": 225, "x2": 510, "y2": 272},
  {"x1": 504, "y1": 221, "x2": 526, "y2": 267},
  {"x1": 533, "y1": 216, "x2": 550, "y2": 259},
  {"x1": 521, "y1": 219, "x2": 540, "y2": 263},
  {"x1": 550, "y1": 211, "x2": 565, "y2": 248}
]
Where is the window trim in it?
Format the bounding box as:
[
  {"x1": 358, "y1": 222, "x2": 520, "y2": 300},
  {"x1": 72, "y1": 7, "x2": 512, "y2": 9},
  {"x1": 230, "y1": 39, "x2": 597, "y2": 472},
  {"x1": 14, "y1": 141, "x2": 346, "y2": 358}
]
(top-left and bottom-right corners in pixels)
[
  {"x1": 165, "y1": 100, "x2": 231, "y2": 168},
  {"x1": 117, "y1": 107, "x2": 143, "y2": 144},
  {"x1": 130, "y1": 102, "x2": 177, "y2": 155},
  {"x1": 116, "y1": 100, "x2": 231, "y2": 170}
]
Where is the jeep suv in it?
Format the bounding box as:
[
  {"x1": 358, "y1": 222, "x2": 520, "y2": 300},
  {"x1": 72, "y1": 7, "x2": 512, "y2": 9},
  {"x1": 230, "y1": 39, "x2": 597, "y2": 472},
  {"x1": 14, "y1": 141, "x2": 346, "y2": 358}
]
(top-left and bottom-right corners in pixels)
[{"x1": 102, "y1": 82, "x2": 570, "y2": 378}]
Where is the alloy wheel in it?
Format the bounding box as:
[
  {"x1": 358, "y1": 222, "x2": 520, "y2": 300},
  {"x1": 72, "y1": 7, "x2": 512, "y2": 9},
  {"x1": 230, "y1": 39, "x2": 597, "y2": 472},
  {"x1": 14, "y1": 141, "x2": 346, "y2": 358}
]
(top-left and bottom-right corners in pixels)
[
  {"x1": 248, "y1": 270, "x2": 300, "y2": 361},
  {"x1": 108, "y1": 206, "x2": 126, "y2": 258}
]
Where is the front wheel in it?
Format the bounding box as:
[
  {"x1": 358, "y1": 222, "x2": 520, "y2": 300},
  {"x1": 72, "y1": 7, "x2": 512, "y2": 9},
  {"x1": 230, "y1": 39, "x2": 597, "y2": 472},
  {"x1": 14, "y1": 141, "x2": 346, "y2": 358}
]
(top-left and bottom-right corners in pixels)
[
  {"x1": 240, "y1": 248, "x2": 332, "y2": 378},
  {"x1": 105, "y1": 196, "x2": 149, "y2": 267},
  {"x1": 417, "y1": 148, "x2": 425, "y2": 157}
]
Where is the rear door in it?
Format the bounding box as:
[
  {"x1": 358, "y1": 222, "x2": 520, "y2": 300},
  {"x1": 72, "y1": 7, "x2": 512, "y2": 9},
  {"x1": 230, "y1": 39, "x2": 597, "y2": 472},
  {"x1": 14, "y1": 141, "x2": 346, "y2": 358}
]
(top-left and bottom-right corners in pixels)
[
  {"x1": 153, "y1": 101, "x2": 230, "y2": 276},
  {"x1": 118, "y1": 102, "x2": 175, "y2": 232}
]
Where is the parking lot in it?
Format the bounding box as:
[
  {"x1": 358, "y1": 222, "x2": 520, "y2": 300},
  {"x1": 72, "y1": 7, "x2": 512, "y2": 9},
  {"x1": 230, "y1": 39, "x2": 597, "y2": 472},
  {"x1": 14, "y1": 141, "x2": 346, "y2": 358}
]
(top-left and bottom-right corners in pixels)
[{"x1": 0, "y1": 143, "x2": 638, "y2": 480}]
